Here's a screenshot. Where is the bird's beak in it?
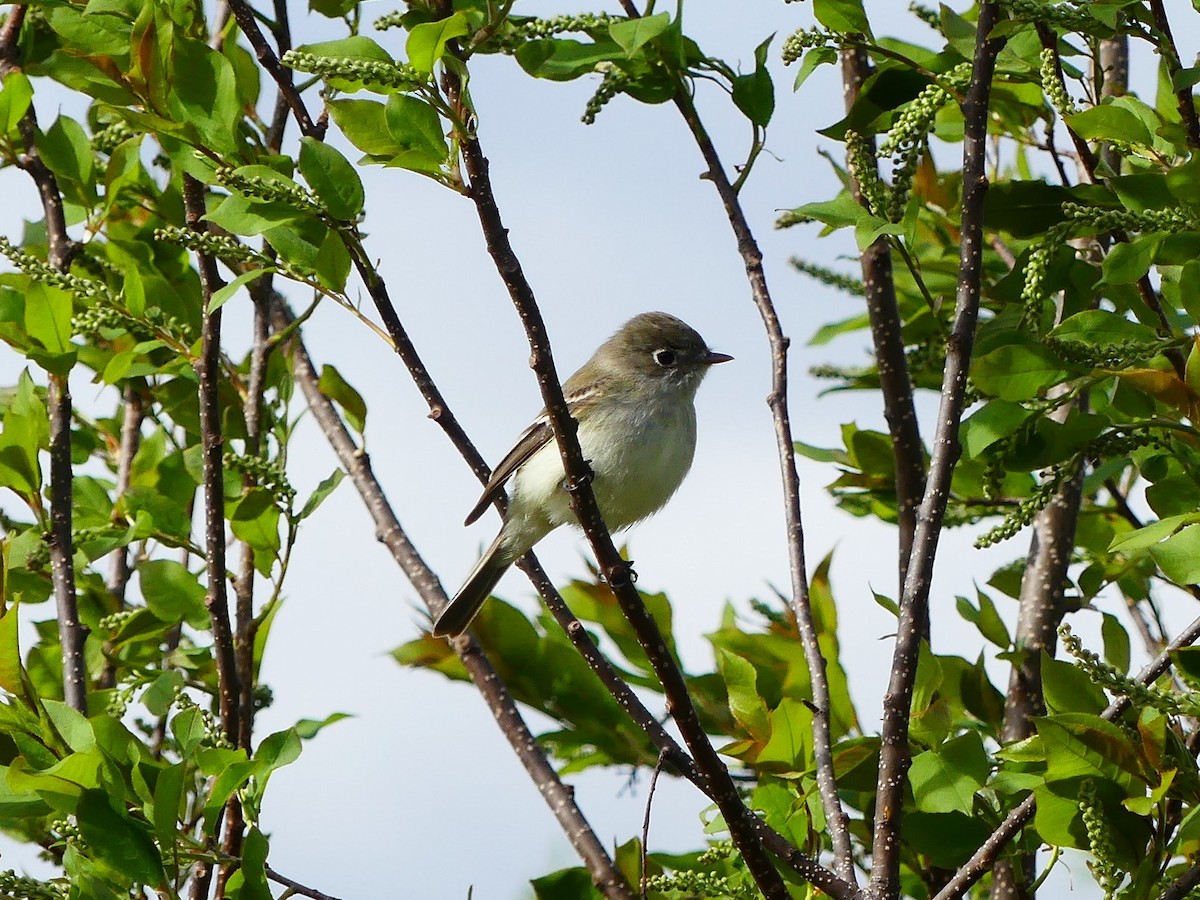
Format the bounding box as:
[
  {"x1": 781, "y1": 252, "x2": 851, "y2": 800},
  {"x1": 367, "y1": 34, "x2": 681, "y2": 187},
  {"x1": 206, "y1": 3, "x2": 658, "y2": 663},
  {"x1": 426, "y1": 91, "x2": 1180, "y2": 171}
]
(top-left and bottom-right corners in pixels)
[{"x1": 705, "y1": 350, "x2": 734, "y2": 365}]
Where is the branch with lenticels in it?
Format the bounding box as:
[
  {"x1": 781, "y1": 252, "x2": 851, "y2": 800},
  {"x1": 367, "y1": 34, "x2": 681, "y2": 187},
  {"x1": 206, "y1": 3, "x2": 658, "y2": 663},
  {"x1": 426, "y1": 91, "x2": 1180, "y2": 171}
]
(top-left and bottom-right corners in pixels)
[
  {"x1": 1, "y1": 4, "x2": 88, "y2": 715},
  {"x1": 269, "y1": 300, "x2": 635, "y2": 900},
  {"x1": 869, "y1": 4, "x2": 1006, "y2": 897}
]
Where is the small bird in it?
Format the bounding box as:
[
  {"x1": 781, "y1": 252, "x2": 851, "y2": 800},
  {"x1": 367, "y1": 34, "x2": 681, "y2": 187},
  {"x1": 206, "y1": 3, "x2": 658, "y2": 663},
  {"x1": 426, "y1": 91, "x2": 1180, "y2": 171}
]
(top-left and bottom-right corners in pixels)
[{"x1": 432, "y1": 311, "x2": 732, "y2": 637}]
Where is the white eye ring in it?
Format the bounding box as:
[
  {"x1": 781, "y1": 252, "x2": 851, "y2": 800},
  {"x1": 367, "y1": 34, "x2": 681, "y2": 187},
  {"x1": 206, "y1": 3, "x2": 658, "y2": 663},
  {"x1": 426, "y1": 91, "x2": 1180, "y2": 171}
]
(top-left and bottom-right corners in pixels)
[{"x1": 653, "y1": 349, "x2": 677, "y2": 367}]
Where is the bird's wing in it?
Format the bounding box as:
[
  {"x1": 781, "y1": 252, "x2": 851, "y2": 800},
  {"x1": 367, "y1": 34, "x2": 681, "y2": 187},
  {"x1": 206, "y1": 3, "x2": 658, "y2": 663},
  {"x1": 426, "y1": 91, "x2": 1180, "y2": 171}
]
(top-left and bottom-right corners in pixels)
[{"x1": 463, "y1": 416, "x2": 554, "y2": 525}]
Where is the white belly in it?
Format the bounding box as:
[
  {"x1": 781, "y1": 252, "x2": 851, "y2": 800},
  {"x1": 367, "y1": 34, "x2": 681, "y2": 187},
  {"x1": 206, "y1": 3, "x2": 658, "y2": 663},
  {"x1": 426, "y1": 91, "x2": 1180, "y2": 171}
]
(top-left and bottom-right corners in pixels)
[{"x1": 502, "y1": 393, "x2": 698, "y2": 555}]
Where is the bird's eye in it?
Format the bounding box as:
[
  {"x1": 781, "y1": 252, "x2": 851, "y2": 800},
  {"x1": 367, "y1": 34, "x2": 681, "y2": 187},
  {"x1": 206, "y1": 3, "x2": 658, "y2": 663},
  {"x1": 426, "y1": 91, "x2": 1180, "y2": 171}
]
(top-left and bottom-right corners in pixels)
[{"x1": 653, "y1": 349, "x2": 677, "y2": 368}]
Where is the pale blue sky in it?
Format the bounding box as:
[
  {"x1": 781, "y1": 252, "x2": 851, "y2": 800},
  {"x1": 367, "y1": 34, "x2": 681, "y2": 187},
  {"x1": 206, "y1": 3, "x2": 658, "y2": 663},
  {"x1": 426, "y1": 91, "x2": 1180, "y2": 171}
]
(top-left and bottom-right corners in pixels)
[{"x1": 1, "y1": 2, "x2": 1188, "y2": 897}]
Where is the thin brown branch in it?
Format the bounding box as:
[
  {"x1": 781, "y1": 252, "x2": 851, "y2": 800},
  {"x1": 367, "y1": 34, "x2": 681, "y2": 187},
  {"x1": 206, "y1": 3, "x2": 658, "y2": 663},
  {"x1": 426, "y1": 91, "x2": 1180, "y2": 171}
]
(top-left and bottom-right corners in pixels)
[
  {"x1": 99, "y1": 383, "x2": 144, "y2": 690},
  {"x1": 660, "y1": 49, "x2": 860, "y2": 899},
  {"x1": 612, "y1": 0, "x2": 854, "y2": 885},
  {"x1": 48, "y1": 375, "x2": 87, "y2": 713},
  {"x1": 869, "y1": 6, "x2": 1006, "y2": 897},
  {"x1": 640, "y1": 750, "x2": 667, "y2": 899},
  {"x1": 235, "y1": 289, "x2": 272, "y2": 752},
  {"x1": 455, "y1": 125, "x2": 789, "y2": 900},
  {"x1": 1160, "y1": 863, "x2": 1200, "y2": 900},
  {"x1": 183, "y1": 174, "x2": 243, "y2": 897},
  {"x1": 840, "y1": 46, "x2": 927, "y2": 615},
  {"x1": 265, "y1": 0, "x2": 297, "y2": 151},
  {"x1": 265, "y1": 865, "x2": 345, "y2": 900},
  {"x1": 1147, "y1": 0, "x2": 1200, "y2": 150},
  {"x1": 270, "y1": 300, "x2": 635, "y2": 900},
  {"x1": 3, "y1": 5, "x2": 88, "y2": 715},
  {"x1": 934, "y1": 609, "x2": 1200, "y2": 900},
  {"x1": 224, "y1": 0, "x2": 324, "y2": 140},
  {"x1": 183, "y1": 175, "x2": 241, "y2": 743}
]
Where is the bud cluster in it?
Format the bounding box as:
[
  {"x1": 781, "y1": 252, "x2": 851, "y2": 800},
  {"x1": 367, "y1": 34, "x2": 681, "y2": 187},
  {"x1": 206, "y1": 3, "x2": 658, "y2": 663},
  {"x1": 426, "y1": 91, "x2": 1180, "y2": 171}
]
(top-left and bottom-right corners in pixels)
[
  {"x1": 481, "y1": 13, "x2": 616, "y2": 53},
  {"x1": 281, "y1": 50, "x2": 427, "y2": 91},
  {"x1": 173, "y1": 689, "x2": 234, "y2": 750},
  {"x1": 1079, "y1": 778, "x2": 1125, "y2": 899},
  {"x1": 1001, "y1": 0, "x2": 1099, "y2": 34},
  {"x1": 975, "y1": 458, "x2": 1081, "y2": 547},
  {"x1": 1060, "y1": 624, "x2": 1197, "y2": 715},
  {"x1": 0, "y1": 871, "x2": 67, "y2": 900},
  {"x1": 225, "y1": 450, "x2": 297, "y2": 504},
  {"x1": 1062, "y1": 202, "x2": 1198, "y2": 235},
  {"x1": 781, "y1": 28, "x2": 837, "y2": 65},
  {"x1": 790, "y1": 257, "x2": 866, "y2": 296},
  {"x1": 154, "y1": 226, "x2": 264, "y2": 266},
  {"x1": 215, "y1": 166, "x2": 321, "y2": 214},
  {"x1": 0, "y1": 236, "x2": 109, "y2": 304},
  {"x1": 583, "y1": 62, "x2": 632, "y2": 125},
  {"x1": 91, "y1": 120, "x2": 137, "y2": 155},
  {"x1": 1039, "y1": 48, "x2": 1077, "y2": 118}
]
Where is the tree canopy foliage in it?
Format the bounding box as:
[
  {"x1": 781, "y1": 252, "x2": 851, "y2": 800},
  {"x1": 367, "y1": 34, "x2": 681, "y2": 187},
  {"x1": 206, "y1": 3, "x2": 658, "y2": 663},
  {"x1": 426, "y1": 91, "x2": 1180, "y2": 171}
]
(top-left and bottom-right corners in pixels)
[{"x1": 3, "y1": 0, "x2": 1200, "y2": 898}]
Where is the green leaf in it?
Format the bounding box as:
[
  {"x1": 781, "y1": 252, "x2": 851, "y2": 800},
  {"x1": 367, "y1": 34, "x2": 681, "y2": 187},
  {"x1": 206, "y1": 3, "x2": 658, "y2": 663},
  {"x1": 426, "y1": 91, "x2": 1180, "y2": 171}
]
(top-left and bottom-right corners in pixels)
[
  {"x1": 0, "y1": 71, "x2": 33, "y2": 134},
  {"x1": 0, "y1": 601, "x2": 23, "y2": 696},
  {"x1": 43, "y1": 700, "x2": 94, "y2": 752},
  {"x1": 314, "y1": 226, "x2": 351, "y2": 291},
  {"x1": 715, "y1": 649, "x2": 770, "y2": 742},
  {"x1": 1101, "y1": 613, "x2": 1131, "y2": 673},
  {"x1": 971, "y1": 342, "x2": 1074, "y2": 401},
  {"x1": 909, "y1": 731, "x2": 990, "y2": 814},
  {"x1": 298, "y1": 137, "x2": 364, "y2": 220},
  {"x1": 294, "y1": 712, "x2": 352, "y2": 739},
  {"x1": 788, "y1": 192, "x2": 865, "y2": 230},
  {"x1": 406, "y1": 13, "x2": 469, "y2": 73},
  {"x1": 1066, "y1": 103, "x2": 1154, "y2": 147},
  {"x1": 138, "y1": 559, "x2": 208, "y2": 629},
  {"x1": 231, "y1": 489, "x2": 282, "y2": 564},
  {"x1": 1050, "y1": 309, "x2": 1159, "y2": 345},
  {"x1": 298, "y1": 468, "x2": 344, "y2": 521},
  {"x1": 152, "y1": 763, "x2": 184, "y2": 868},
  {"x1": 608, "y1": 13, "x2": 670, "y2": 56},
  {"x1": 328, "y1": 98, "x2": 397, "y2": 158},
  {"x1": 755, "y1": 698, "x2": 813, "y2": 770},
  {"x1": 318, "y1": 364, "x2": 367, "y2": 434},
  {"x1": 792, "y1": 46, "x2": 838, "y2": 91},
  {"x1": 1150, "y1": 523, "x2": 1200, "y2": 584},
  {"x1": 1108, "y1": 513, "x2": 1196, "y2": 553},
  {"x1": 76, "y1": 789, "x2": 164, "y2": 885},
  {"x1": 35, "y1": 115, "x2": 96, "y2": 205},
  {"x1": 960, "y1": 401, "x2": 1029, "y2": 458},
  {"x1": 1036, "y1": 713, "x2": 1144, "y2": 787},
  {"x1": 296, "y1": 36, "x2": 393, "y2": 64},
  {"x1": 209, "y1": 268, "x2": 273, "y2": 314},
  {"x1": 229, "y1": 827, "x2": 272, "y2": 900},
  {"x1": 23, "y1": 283, "x2": 73, "y2": 355},
  {"x1": 813, "y1": 0, "x2": 871, "y2": 34},
  {"x1": 515, "y1": 38, "x2": 623, "y2": 82},
  {"x1": 384, "y1": 94, "x2": 448, "y2": 164},
  {"x1": 732, "y1": 36, "x2": 774, "y2": 128},
  {"x1": 1101, "y1": 236, "x2": 1161, "y2": 285},
  {"x1": 955, "y1": 589, "x2": 1010, "y2": 649},
  {"x1": 1041, "y1": 653, "x2": 1107, "y2": 715},
  {"x1": 165, "y1": 37, "x2": 241, "y2": 155}
]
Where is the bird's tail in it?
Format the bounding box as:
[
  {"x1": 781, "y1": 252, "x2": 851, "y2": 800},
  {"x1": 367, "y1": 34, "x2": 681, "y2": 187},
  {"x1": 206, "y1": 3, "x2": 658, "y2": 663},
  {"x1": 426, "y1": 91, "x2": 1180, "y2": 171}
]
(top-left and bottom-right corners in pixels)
[{"x1": 432, "y1": 533, "x2": 513, "y2": 637}]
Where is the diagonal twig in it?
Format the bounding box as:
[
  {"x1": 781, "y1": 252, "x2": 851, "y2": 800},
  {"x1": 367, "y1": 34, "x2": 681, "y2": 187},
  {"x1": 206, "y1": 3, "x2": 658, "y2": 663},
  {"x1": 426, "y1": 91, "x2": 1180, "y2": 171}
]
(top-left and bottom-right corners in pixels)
[
  {"x1": 223, "y1": 0, "x2": 324, "y2": 140},
  {"x1": 452, "y1": 119, "x2": 790, "y2": 900},
  {"x1": 646, "y1": 19, "x2": 857, "y2": 891},
  {"x1": 270, "y1": 300, "x2": 635, "y2": 900},
  {"x1": 934, "y1": 608, "x2": 1200, "y2": 900}
]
